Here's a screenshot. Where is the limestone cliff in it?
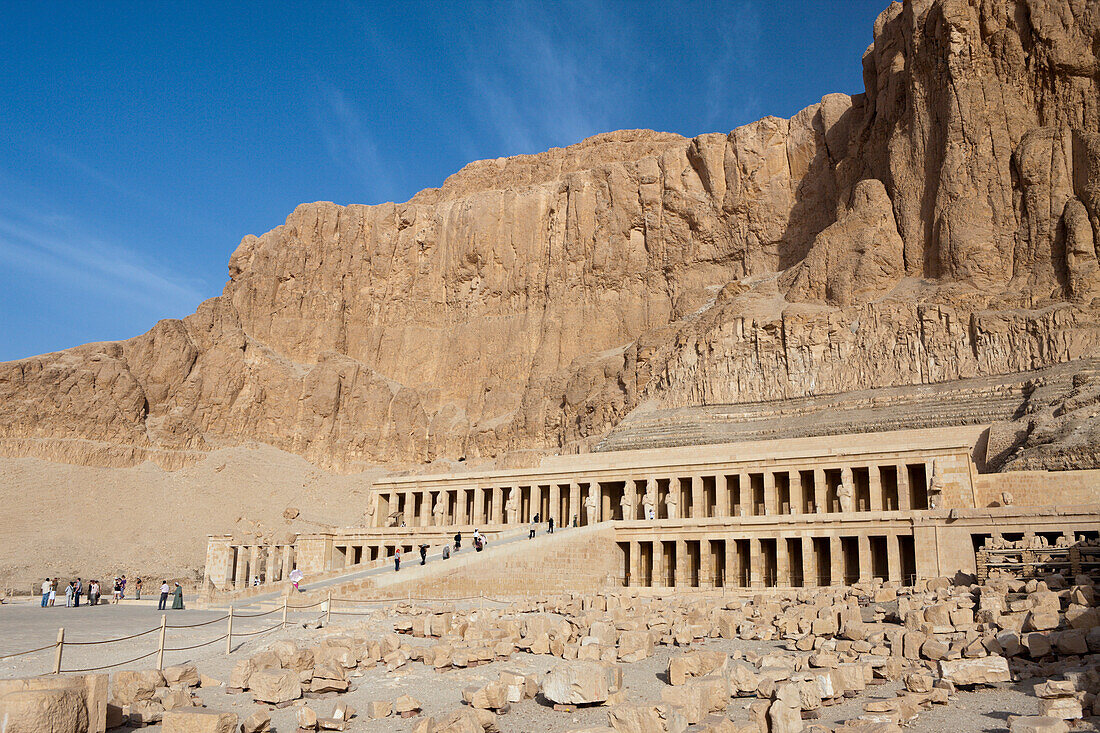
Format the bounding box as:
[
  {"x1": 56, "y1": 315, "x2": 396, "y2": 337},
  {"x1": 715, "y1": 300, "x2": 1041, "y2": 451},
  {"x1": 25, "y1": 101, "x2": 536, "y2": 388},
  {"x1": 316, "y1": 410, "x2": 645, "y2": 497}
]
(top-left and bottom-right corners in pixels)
[{"x1": 2, "y1": 0, "x2": 1099, "y2": 472}]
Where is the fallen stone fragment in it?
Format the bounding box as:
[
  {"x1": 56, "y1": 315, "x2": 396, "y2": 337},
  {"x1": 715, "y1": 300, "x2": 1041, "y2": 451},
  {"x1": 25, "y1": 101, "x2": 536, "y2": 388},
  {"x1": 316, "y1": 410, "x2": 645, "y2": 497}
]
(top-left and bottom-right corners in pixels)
[
  {"x1": 0, "y1": 688, "x2": 88, "y2": 733},
  {"x1": 937, "y1": 656, "x2": 1010, "y2": 686},
  {"x1": 248, "y1": 669, "x2": 301, "y2": 704},
  {"x1": 1008, "y1": 716, "x2": 1069, "y2": 733},
  {"x1": 542, "y1": 661, "x2": 623, "y2": 705},
  {"x1": 161, "y1": 709, "x2": 238, "y2": 733},
  {"x1": 240, "y1": 708, "x2": 273, "y2": 732}
]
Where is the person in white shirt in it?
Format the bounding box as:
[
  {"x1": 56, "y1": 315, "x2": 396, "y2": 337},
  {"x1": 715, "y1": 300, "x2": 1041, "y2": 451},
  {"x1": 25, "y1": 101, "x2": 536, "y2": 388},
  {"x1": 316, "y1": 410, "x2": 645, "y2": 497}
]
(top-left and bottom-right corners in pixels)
[
  {"x1": 40, "y1": 579, "x2": 51, "y2": 608},
  {"x1": 158, "y1": 580, "x2": 170, "y2": 611}
]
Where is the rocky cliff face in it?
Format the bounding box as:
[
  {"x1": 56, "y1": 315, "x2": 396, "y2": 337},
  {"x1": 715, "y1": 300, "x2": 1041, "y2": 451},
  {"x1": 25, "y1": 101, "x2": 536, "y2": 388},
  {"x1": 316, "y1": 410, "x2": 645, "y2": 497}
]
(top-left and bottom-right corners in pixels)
[{"x1": 2, "y1": 0, "x2": 1099, "y2": 472}]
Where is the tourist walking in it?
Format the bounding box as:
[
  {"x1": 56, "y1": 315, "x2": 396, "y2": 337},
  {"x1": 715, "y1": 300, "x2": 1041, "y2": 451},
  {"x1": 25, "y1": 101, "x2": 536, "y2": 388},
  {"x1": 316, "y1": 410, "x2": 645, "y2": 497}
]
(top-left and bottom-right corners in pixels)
[
  {"x1": 40, "y1": 578, "x2": 51, "y2": 607},
  {"x1": 529, "y1": 516, "x2": 536, "y2": 540},
  {"x1": 48, "y1": 578, "x2": 58, "y2": 606},
  {"x1": 65, "y1": 581, "x2": 74, "y2": 607},
  {"x1": 158, "y1": 580, "x2": 169, "y2": 610},
  {"x1": 113, "y1": 578, "x2": 122, "y2": 603},
  {"x1": 453, "y1": 532, "x2": 461, "y2": 553},
  {"x1": 289, "y1": 568, "x2": 303, "y2": 592},
  {"x1": 120, "y1": 575, "x2": 127, "y2": 599},
  {"x1": 73, "y1": 578, "x2": 82, "y2": 608},
  {"x1": 394, "y1": 548, "x2": 402, "y2": 572},
  {"x1": 548, "y1": 516, "x2": 554, "y2": 534},
  {"x1": 442, "y1": 544, "x2": 450, "y2": 559},
  {"x1": 88, "y1": 580, "x2": 99, "y2": 606},
  {"x1": 419, "y1": 544, "x2": 429, "y2": 565},
  {"x1": 171, "y1": 582, "x2": 184, "y2": 610},
  {"x1": 134, "y1": 577, "x2": 142, "y2": 600}
]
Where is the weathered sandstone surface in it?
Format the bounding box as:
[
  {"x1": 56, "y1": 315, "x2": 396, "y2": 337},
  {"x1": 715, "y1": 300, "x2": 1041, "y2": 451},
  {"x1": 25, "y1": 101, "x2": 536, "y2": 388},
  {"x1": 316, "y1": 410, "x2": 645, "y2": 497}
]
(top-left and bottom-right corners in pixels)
[{"x1": 2, "y1": 0, "x2": 1100, "y2": 473}]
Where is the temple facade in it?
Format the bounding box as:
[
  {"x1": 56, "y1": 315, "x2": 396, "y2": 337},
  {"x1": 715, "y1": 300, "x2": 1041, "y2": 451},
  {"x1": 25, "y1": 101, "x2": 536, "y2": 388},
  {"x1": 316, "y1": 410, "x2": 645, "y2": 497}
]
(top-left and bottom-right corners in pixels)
[{"x1": 203, "y1": 426, "x2": 1100, "y2": 593}]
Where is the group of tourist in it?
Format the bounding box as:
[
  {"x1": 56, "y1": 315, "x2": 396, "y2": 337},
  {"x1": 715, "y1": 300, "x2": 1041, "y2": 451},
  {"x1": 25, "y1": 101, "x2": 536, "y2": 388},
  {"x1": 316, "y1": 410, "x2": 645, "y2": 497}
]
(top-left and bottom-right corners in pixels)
[
  {"x1": 38, "y1": 576, "x2": 184, "y2": 610},
  {"x1": 393, "y1": 529, "x2": 492, "y2": 572}
]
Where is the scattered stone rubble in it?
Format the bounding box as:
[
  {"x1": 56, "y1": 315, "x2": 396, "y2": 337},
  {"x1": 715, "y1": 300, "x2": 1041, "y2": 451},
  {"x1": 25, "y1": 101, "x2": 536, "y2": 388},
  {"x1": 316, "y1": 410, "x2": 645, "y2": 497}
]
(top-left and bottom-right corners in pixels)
[{"x1": 0, "y1": 573, "x2": 1097, "y2": 732}]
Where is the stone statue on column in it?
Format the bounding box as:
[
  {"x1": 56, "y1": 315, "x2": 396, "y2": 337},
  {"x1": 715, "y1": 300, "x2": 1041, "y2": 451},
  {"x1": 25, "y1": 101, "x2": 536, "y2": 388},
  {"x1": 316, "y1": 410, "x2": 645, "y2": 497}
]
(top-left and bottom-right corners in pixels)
[
  {"x1": 620, "y1": 492, "x2": 632, "y2": 520},
  {"x1": 505, "y1": 491, "x2": 519, "y2": 524},
  {"x1": 643, "y1": 479, "x2": 657, "y2": 520},
  {"x1": 664, "y1": 490, "x2": 679, "y2": 520},
  {"x1": 837, "y1": 468, "x2": 855, "y2": 513},
  {"x1": 584, "y1": 494, "x2": 598, "y2": 525},
  {"x1": 928, "y1": 459, "x2": 946, "y2": 509},
  {"x1": 432, "y1": 493, "x2": 446, "y2": 526},
  {"x1": 364, "y1": 496, "x2": 376, "y2": 525}
]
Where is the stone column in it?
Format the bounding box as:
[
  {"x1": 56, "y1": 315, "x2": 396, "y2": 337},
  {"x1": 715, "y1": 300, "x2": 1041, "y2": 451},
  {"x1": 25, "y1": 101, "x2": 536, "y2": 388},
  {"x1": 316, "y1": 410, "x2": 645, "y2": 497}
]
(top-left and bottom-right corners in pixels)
[
  {"x1": 869, "y1": 467, "x2": 883, "y2": 512},
  {"x1": 858, "y1": 534, "x2": 873, "y2": 582},
  {"x1": 776, "y1": 537, "x2": 790, "y2": 587},
  {"x1": 887, "y1": 534, "x2": 902, "y2": 582},
  {"x1": 281, "y1": 545, "x2": 293, "y2": 580},
  {"x1": 475, "y1": 489, "x2": 487, "y2": 525},
  {"x1": 265, "y1": 547, "x2": 277, "y2": 583},
  {"x1": 249, "y1": 545, "x2": 261, "y2": 581},
  {"x1": 549, "y1": 484, "x2": 561, "y2": 525},
  {"x1": 897, "y1": 463, "x2": 912, "y2": 510},
  {"x1": 748, "y1": 539, "x2": 762, "y2": 589},
  {"x1": 829, "y1": 536, "x2": 844, "y2": 586},
  {"x1": 692, "y1": 475, "x2": 705, "y2": 519},
  {"x1": 492, "y1": 487, "x2": 503, "y2": 524},
  {"x1": 763, "y1": 472, "x2": 777, "y2": 515},
  {"x1": 716, "y1": 475, "x2": 730, "y2": 517},
  {"x1": 802, "y1": 536, "x2": 816, "y2": 587},
  {"x1": 725, "y1": 540, "x2": 740, "y2": 587},
  {"x1": 739, "y1": 472, "x2": 752, "y2": 515},
  {"x1": 814, "y1": 468, "x2": 827, "y2": 514},
  {"x1": 675, "y1": 539, "x2": 688, "y2": 588},
  {"x1": 700, "y1": 539, "x2": 715, "y2": 588},
  {"x1": 592, "y1": 482, "x2": 603, "y2": 523},
  {"x1": 624, "y1": 480, "x2": 637, "y2": 521},
  {"x1": 404, "y1": 491, "x2": 415, "y2": 527},
  {"x1": 234, "y1": 547, "x2": 247, "y2": 588},
  {"x1": 569, "y1": 483, "x2": 580, "y2": 526},
  {"x1": 420, "y1": 491, "x2": 431, "y2": 527},
  {"x1": 629, "y1": 540, "x2": 642, "y2": 587}
]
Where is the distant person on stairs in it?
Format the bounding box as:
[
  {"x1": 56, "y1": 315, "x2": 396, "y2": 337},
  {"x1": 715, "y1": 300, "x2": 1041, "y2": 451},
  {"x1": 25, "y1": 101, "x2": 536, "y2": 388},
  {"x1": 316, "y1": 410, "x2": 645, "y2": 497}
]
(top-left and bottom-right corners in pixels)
[
  {"x1": 548, "y1": 516, "x2": 554, "y2": 534},
  {"x1": 394, "y1": 548, "x2": 402, "y2": 572},
  {"x1": 419, "y1": 544, "x2": 429, "y2": 565},
  {"x1": 454, "y1": 532, "x2": 461, "y2": 553},
  {"x1": 529, "y1": 517, "x2": 536, "y2": 540}
]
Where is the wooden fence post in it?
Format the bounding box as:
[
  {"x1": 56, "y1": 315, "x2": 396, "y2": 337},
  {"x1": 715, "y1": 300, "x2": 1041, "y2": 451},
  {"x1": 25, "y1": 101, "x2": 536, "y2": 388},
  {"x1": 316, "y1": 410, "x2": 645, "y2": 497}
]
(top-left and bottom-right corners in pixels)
[
  {"x1": 226, "y1": 607, "x2": 234, "y2": 656},
  {"x1": 53, "y1": 627, "x2": 64, "y2": 674},
  {"x1": 156, "y1": 615, "x2": 167, "y2": 670},
  {"x1": 282, "y1": 597, "x2": 288, "y2": 629},
  {"x1": 325, "y1": 592, "x2": 332, "y2": 626}
]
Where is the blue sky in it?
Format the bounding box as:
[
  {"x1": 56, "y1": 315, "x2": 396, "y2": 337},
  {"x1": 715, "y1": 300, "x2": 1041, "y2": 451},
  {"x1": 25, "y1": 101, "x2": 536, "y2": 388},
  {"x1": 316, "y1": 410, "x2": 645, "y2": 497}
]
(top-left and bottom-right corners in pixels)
[{"x1": 0, "y1": 1, "x2": 886, "y2": 361}]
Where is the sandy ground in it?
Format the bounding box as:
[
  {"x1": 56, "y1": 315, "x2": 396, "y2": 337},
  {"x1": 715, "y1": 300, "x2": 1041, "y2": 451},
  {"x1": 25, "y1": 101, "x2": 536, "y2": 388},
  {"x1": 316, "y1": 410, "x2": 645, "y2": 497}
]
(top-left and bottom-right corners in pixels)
[
  {"x1": 0, "y1": 599, "x2": 1082, "y2": 733},
  {"x1": 0, "y1": 445, "x2": 395, "y2": 592}
]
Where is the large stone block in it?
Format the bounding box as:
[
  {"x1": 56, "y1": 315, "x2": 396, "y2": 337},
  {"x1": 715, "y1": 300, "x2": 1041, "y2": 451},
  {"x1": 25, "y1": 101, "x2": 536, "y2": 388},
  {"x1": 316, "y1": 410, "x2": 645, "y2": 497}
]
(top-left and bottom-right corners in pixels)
[
  {"x1": 0, "y1": 688, "x2": 88, "y2": 733},
  {"x1": 248, "y1": 669, "x2": 301, "y2": 704},
  {"x1": 542, "y1": 662, "x2": 623, "y2": 705},
  {"x1": 938, "y1": 656, "x2": 1011, "y2": 686},
  {"x1": 161, "y1": 710, "x2": 239, "y2": 733}
]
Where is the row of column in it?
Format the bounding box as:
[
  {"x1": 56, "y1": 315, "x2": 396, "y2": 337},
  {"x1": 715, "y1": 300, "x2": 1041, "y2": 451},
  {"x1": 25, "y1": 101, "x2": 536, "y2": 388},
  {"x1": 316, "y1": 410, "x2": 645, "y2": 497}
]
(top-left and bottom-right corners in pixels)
[
  {"x1": 623, "y1": 533, "x2": 914, "y2": 589},
  {"x1": 230, "y1": 544, "x2": 295, "y2": 588},
  {"x1": 375, "y1": 461, "x2": 930, "y2": 528}
]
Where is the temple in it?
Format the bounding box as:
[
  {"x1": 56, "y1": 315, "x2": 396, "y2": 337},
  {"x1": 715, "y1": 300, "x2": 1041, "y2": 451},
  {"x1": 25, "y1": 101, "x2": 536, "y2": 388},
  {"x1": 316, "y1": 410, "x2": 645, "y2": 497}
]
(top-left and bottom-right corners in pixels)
[{"x1": 203, "y1": 425, "x2": 1100, "y2": 595}]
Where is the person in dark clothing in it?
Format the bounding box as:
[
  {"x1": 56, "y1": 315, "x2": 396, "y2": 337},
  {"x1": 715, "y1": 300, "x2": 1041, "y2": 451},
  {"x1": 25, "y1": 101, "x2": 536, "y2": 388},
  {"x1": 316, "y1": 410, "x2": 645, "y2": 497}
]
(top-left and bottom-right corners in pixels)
[
  {"x1": 419, "y1": 544, "x2": 429, "y2": 565},
  {"x1": 453, "y1": 533, "x2": 461, "y2": 553},
  {"x1": 158, "y1": 580, "x2": 169, "y2": 610},
  {"x1": 394, "y1": 548, "x2": 402, "y2": 572},
  {"x1": 548, "y1": 516, "x2": 554, "y2": 534}
]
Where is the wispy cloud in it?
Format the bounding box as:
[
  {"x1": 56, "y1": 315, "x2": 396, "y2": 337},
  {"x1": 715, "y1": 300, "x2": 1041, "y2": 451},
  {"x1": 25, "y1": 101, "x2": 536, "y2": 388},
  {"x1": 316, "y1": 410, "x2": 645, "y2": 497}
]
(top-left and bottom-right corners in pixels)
[
  {"x1": 0, "y1": 200, "x2": 207, "y2": 313},
  {"x1": 460, "y1": 0, "x2": 630, "y2": 155},
  {"x1": 311, "y1": 84, "x2": 398, "y2": 204}
]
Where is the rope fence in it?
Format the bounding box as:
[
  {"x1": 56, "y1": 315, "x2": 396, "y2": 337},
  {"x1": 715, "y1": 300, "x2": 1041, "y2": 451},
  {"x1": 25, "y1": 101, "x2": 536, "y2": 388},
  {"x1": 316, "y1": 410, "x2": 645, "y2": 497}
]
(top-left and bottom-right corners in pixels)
[{"x1": 1, "y1": 591, "x2": 523, "y2": 674}]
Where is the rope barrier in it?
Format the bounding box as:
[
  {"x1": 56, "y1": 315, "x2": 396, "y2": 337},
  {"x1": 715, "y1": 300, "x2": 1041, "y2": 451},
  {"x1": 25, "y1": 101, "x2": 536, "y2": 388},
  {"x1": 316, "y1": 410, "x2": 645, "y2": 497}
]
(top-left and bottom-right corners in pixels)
[
  {"x1": 64, "y1": 626, "x2": 160, "y2": 646},
  {"x1": 230, "y1": 622, "x2": 284, "y2": 638},
  {"x1": 166, "y1": 615, "x2": 229, "y2": 629},
  {"x1": 230, "y1": 607, "x2": 281, "y2": 618},
  {"x1": 164, "y1": 634, "x2": 229, "y2": 652},
  {"x1": 61, "y1": 649, "x2": 158, "y2": 674},
  {"x1": 0, "y1": 643, "x2": 56, "y2": 660}
]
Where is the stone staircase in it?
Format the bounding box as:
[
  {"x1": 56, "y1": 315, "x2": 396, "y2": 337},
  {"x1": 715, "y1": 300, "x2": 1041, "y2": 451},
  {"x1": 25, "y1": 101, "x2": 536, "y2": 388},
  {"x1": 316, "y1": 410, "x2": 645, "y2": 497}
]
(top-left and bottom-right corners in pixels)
[{"x1": 596, "y1": 361, "x2": 1096, "y2": 454}]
